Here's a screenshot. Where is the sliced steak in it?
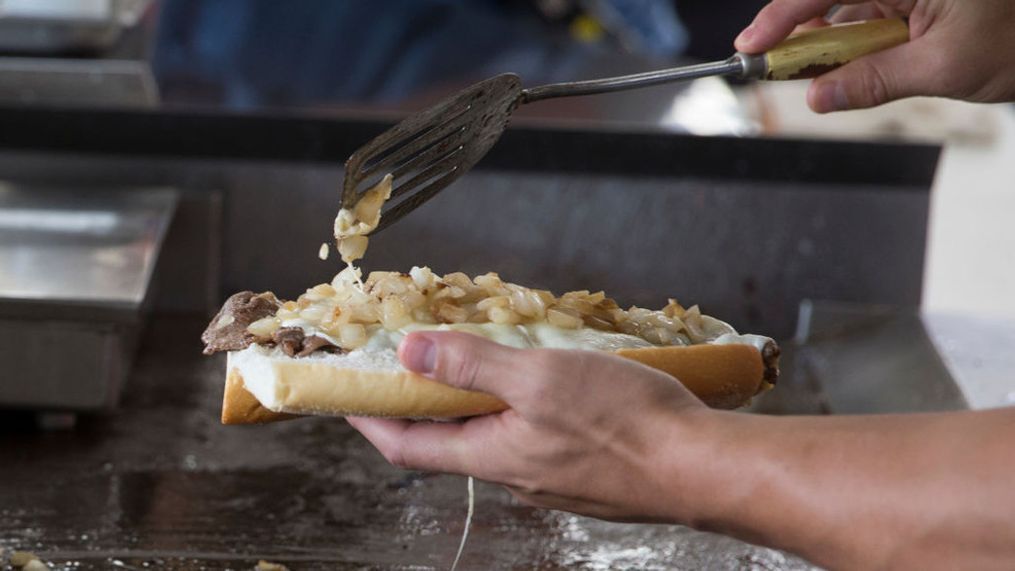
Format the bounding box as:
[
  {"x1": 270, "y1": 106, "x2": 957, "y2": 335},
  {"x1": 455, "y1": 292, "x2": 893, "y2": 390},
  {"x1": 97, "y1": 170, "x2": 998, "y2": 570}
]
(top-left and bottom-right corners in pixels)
[
  {"x1": 762, "y1": 341, "x2": 781, "y2": 384},
  {"x1": 272, "y1": 326, "x2": 338, "y2": 357},
  {"x1": 201, "y1": 291, "x2": 279, "y2": 355},
  {"x1": 297, "y1": 335, "x2": 335, "y2": 357},
  {"x1": 272, "y1": 327, "x2": 305, "y2": 357}
]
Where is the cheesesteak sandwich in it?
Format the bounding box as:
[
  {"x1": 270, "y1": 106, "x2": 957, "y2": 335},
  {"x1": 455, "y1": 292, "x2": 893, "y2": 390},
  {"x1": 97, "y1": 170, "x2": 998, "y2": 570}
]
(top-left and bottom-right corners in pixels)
[
  {"x1": 202, "y1": 175, "x2": 779, "y2": 424},
  {"x1": 202, "y1": 265, "x2": 779, "y2": 423}
]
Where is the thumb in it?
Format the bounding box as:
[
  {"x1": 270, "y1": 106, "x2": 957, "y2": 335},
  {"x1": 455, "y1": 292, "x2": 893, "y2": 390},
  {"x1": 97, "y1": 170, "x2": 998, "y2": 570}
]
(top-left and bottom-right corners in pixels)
[
  {"x1": 398, "y1": 331, "x2": 531, "y2": 403},
  {"x1": 806, "y1": 42, "x2": 937, "y2": 113}
]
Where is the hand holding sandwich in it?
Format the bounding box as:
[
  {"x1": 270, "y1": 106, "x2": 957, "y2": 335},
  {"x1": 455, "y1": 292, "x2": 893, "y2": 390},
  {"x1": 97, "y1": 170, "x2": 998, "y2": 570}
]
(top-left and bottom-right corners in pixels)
[
  {"x1": 350, "y1": 331, "x2": 1015, "y2": 570},
  {"x1": 735, "y1": 0, "x2": 1015, "y2": 112},
  {"x1": 349, "y1": 331, "x2": 709, "y2": 523}
]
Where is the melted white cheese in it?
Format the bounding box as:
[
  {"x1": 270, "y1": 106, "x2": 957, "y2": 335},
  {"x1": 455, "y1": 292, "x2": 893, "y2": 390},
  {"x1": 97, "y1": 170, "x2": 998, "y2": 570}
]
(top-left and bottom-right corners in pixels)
[
  {"x1": 357, "y1": 322, "x2": 656, "y2": 352},
  {"x1": 712, "y1": 332, "x2": 772, "y2": 353},
  {"x1": 279, "y1": 316, "x2": 771, "y2": 354},
  {"x1": 333, "y1": 174, "x2": 393, "y2": 265},
  {"x1": 278, "y1": 320, "x2": 700, "y2": 352}
]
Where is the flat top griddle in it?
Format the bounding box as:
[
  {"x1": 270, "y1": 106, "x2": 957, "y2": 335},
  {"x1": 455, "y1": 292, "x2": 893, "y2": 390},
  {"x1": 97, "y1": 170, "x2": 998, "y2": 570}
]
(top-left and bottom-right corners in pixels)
[{"x1": 0, "y1": 316, "x2": 817, "y2": 570}]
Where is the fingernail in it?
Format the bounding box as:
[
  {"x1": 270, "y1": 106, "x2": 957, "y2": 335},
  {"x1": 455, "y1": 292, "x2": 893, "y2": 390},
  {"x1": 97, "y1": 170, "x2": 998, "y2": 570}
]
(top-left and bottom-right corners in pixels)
[
  {"x1": 402, "y1": 335, "x2": 437, "y2": 374},
  {"x1": 736, "y1": 24, "x2": 755, "y2": 45},
  {"x1": 812, "y1": 81, "x2": 849, "y2": 112}
]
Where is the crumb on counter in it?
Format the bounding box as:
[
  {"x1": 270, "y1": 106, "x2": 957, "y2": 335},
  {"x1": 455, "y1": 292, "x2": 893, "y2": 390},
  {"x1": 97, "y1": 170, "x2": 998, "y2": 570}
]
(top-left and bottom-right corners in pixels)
[{"x1": 9, "y1": 551, "x2": 46, "y2": 569}]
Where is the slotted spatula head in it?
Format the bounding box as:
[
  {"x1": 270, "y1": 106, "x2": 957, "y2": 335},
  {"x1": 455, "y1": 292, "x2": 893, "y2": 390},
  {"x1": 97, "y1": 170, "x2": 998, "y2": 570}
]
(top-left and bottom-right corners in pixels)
[{"x1": 342, "y1": 73, "x2": 522, "y2": 232}]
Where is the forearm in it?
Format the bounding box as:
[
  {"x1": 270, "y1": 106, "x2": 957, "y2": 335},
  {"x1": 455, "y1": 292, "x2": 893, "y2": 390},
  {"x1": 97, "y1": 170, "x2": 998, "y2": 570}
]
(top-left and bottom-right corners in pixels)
[{"x1": 666, "y1": 408, "x2": 1015, "y2": 570}]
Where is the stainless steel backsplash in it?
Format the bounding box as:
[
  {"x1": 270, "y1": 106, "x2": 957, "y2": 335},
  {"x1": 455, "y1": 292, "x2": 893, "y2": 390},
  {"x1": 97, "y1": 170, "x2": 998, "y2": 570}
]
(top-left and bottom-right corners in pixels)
[{"x1": 0, "y1": 151, "x2": 930, "y2": 340}]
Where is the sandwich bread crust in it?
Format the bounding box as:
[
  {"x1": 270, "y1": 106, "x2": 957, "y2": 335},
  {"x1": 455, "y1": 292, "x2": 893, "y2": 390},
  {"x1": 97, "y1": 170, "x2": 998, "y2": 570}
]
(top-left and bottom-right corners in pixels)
[{"x1": 221, "y1": 342, "x2": 774, "y2": 424}]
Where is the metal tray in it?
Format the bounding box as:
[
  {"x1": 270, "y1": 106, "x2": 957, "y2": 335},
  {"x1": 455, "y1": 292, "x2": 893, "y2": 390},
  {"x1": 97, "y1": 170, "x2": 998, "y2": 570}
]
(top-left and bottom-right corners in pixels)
[{"x1": 0, "y1": 184, "x2": 176, "y2": 410}]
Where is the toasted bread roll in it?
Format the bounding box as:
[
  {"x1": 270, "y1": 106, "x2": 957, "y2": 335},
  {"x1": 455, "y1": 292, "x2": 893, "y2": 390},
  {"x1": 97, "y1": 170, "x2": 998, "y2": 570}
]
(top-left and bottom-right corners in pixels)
[{"x1": 221, "y1": 342, "x2": 775, "y2": 424}]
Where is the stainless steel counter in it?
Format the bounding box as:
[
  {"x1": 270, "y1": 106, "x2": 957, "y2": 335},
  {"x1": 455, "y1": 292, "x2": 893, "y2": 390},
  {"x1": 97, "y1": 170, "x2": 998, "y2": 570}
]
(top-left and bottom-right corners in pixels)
[
  {"x1": 923, "y1": 312, "x2": 1015, "y2": 409},
  {"x1": 794, "y1": 301, "x2": 1015, "y2": 413}
]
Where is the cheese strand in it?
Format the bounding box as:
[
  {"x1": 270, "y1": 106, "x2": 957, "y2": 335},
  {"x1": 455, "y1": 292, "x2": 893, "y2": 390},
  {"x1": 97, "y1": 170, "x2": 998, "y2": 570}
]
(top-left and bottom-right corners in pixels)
[{"x1": 450, "y1": 476, "x2": 475, "y2": 571}]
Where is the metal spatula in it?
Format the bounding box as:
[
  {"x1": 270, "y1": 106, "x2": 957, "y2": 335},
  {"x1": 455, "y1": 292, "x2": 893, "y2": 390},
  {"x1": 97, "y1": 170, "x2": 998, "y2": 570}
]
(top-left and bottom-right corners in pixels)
[{"x1": 342, "y1": 18, "x2": 908, "y2": 231}]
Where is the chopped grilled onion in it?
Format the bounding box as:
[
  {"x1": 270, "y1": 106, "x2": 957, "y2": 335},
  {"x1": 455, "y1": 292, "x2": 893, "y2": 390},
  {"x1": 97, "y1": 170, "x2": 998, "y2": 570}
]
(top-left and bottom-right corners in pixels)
[
  {"x1": 249, "y1": 264, "x2": 735, "y2": 352},
  {"x1": 247, "y1": 316, "x2": 280, "y2": 339}
]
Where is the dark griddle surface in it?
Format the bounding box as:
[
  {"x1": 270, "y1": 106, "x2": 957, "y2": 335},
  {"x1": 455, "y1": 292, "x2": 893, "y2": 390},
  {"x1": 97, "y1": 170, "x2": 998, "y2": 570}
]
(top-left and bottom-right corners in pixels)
[{"x1": 0, "y1": 316, "x2": 816, "y2": 570}]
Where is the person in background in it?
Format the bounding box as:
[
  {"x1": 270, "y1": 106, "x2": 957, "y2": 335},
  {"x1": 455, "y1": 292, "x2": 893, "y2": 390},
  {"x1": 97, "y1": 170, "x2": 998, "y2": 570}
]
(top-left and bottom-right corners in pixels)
[
  {"x1": 349, "y1": 1, "x2": 1015, "y2": 569},
  {"x1": 152, "y1": 0, "x2": 688, "y2": 109}
]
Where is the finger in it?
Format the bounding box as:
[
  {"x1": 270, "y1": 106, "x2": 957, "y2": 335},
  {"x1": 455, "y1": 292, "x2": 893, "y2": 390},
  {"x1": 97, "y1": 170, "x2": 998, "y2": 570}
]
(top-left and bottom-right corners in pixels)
[
  {"x1": 828, "y1": 4, "x2": 887, "y2": 23},
  {"x1": 806, "y1": 40, "x2": 936, "y2": 112},
  {"x1": 735, "y1": 0, "x2": 915, "y2": 53},
  {"x1": 795, "y1": 16, "x2": 830, "y2": 31},
  {"x1": 735, "y1": 0, "x2": 839, "y2": 53},
  {"x1": 870, "y1": 0, "x2": 917, "y2": 18},
  {"x1": 347, "y1": 416, "x2": 475, "y2": 474},
  {"x1": 398, "y1": 331, "x2": 535, "y2": 403}
]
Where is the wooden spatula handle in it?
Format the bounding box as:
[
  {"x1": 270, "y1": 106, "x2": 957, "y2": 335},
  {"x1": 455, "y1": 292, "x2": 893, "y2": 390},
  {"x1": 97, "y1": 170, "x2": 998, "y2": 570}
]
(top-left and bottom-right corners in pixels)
[{"x1": 762, "y1": 18, "x2": 909, "y2": 80}]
